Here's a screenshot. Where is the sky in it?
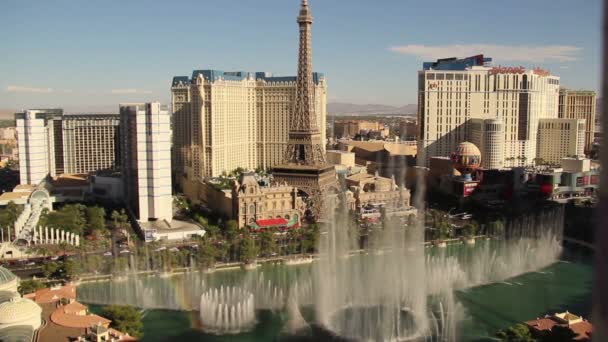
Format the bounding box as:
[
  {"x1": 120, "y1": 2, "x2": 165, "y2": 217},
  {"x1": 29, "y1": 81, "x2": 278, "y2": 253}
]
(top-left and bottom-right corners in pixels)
[{"x1": 0, "y1": 0, "x2": 602, "y2": 111}]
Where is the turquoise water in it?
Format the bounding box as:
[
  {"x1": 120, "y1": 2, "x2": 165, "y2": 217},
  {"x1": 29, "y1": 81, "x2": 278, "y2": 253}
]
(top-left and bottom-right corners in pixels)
[
  {"x1": 79, "y1": 242, "x2": 593, "y2": 342},
  {"x1": 87, "y1": 257, "x2": 592, "y2": 342}
]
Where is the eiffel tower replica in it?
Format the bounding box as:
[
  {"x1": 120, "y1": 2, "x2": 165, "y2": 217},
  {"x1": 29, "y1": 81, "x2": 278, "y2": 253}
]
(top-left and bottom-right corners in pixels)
[{"x1": 272, "y1": 0, "x2": 337, "y2": 216}]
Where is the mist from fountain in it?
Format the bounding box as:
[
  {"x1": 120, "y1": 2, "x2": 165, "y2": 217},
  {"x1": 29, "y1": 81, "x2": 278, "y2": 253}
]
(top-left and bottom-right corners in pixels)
[
  {"x1": 313, "y1": 198, "x2": 564, "y2": 341},
  {"x1": 199, "y1": 286, "x2": 256, "y2": 334}
]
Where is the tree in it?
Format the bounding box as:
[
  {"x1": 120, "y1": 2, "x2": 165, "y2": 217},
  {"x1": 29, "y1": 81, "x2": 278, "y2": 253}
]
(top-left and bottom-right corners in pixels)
[
  {"x1": 463, "y1": 222, "x2": 478, "y2": 238},
  {"x1": 42, "y1": 261, "x2": 60, "y2": 278},
  {"x1": 111, "y1": 209, "x2": 131, "y2": 245},
  {"x1": 259, "y1": 229, "x2": 278, "y2": 257},
  {"x1": 239, "y1": 232, "x2": 258, "y2": 263},
  {"x1": 286, "y1": 229, "x2": 299, "y2": 255},
  {"x1": 18, "y1": 280, "x2": 45, "y2": 295},
  {"x1": 197, "y1": 239, "x2": 218, "y2": 269},
  {"x1": 435, "y1": 221, "x2": 451, "y2": 241},
  {"x1": 548, "y1": 325, "x2": 577, "y2": 342},
  {"x1": 63, "y1": 259, "x2": 81, "y2": 280},
  {"x1": 489, "y1": 220, "x2": 505, "y2": 238},
  {"x1": 495, "y1": 323, "x2": 535, "y2": 342},
  {"x1": 85, "y1": 206, "x2": 106, "y2": 233},
  {"x1": 301, "y1": 224, "x2": 320, "y2": 254},
  {"x1": 223, "y1": 220, "x2": 240, "y2": 261},
  {"x1": 39, "y1": 204, "x2": 86, "y2": 235},
  {"x1": 101, "y1": 305, "x2": 143, "y2": 338}
]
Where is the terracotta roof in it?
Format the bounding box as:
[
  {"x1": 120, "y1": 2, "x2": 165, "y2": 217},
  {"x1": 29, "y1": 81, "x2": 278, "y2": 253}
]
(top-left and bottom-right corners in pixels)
[
  {"x1": 526, "y1": 317, "x2": 559, "y2": 332},
  {"x1": 570, "y1": 321, "x2": 593, "y2": 341},
  {"x1": 0, "y1": 192, "x2": 29, "y2": 201},
  {"x1": 257, "y1": 218, "x2": 288, "y2": 227},
  {"x1": 62, "y1": 301, "x2": 87, "y2": 315},
  {"x1": 108, "y1": 328, "x2": 138, "y2": 341},
  {"x1": 526, "y1": 317, "x2": 593, "y2": 341},
  {"x1": 51, "y1": 174, "x2": 89, "y2": 187},
  {"x1": 30, "y1": 284, "x2": 77, "y2": 303},
  {"x1": 51, "y1": 305, "x2": 110, "y2": 328}
]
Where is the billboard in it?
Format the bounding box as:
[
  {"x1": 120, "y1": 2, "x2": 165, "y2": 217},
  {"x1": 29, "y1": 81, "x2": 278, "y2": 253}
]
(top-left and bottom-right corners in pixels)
[
  {"x1": 144, "y1": 230, "x2": 156, "y2": 242},
  {"x1": 463, "y1": 182, "x2": 479, "y2": 197},
  {"x1": 591, "y1": 175, "x2": 599, "y2": 185}
]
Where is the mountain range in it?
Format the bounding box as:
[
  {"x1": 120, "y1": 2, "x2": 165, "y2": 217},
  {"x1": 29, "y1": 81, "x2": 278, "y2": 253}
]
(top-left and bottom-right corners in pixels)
[{"x1": 327, "y1": 103, "x2": 417, "y2": 116}]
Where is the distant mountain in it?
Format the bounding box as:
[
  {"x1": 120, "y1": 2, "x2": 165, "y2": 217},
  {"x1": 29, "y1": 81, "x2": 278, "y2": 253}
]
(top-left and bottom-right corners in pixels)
[
  {"x1": 328, "y1": 103, "x2": 416, "y2": 116},
  {"x1": 0, "y1": 109, "x2": 16, "y2": 120}
]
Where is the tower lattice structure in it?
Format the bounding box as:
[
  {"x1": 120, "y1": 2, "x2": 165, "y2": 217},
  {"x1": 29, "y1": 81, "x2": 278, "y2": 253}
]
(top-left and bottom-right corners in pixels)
[
  {"x1": 273, "y1": 0, "x2": 337, "y2": 216},
  {"x1": 283, "y1": 0, "x2": 326, "y2": 166}
]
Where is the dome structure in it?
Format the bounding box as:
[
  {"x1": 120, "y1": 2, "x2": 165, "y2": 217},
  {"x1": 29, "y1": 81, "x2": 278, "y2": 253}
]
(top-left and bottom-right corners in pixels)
[
  {"x1": 0, "y1": 296, "x2": 42, "y2": 330},
  {"x1": 451, "y1": 142, "x2": 481, "y2": 181},
  {"x1": 0, "y1": 267, "x2": 18, "y2": 293}
]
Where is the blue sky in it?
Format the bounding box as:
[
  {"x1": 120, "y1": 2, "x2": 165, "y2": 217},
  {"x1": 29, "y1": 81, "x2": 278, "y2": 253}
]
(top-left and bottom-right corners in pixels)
[{"x1": 0, "y1": 0, "x2": 602, "y2": 111}]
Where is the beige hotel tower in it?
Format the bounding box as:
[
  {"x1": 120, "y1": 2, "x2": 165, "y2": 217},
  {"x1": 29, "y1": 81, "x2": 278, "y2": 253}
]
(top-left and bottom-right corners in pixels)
[
  {"x1": 171, "y1": 72, "x2": 327, "y2": 191},
  {"x1": 417, "y1": 55, "x2": 563, "y2": 168}
]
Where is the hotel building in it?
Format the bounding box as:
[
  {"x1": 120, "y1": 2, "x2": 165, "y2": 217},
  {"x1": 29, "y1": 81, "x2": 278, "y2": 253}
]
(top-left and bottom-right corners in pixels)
[
  {"x1": 334, "y1": 120, "x2": 386, "y2": 139},
  {"x1": 171, "y1": 70, "x2": 327, "y2": 187},
  {"x1": 537, "y1": 118, "x2": 585, "y2": 165},
  {"x1": 417, "y1": 55, "x2": 561, "y2": 168},
  {"x1": 15, "y1": 109, "x2": 62, "y2": 185},
  {"x1": 61, "y1": 115, "x2": 120, "y2": 174},
  {"x1": 558, "y1": 89, "x2": 596, "y2": 152},
  {"x1": 15, "y1": 110, "x2": 120, "y2": 184},
  {"x1": 120, "y1": 102, "x2": 172, "y2": 223}
]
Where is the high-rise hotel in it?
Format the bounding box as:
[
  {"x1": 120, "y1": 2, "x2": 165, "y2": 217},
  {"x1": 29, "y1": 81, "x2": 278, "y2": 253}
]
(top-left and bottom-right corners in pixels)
[
  {"x1": 120, "y1": 102, "x2": 173, "y2": 223},
  {"x1": 558, "y1": 89, "x2": 596, "y2": 152},
  {"x1": 15, "y1": 110, "x2": 120, "y2": 185},
  {"x1": 171, "y1": 70, "x2": 327, "y2": 186},
  {"x1": 417, "y1": 55, "x2": 564, "y2": 168}
]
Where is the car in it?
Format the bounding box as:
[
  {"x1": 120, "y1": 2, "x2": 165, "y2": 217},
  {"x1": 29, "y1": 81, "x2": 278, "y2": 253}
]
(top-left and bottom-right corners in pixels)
[
  {"x1": 155, "y1": 247, "x2": 167, "y2": 252},
  {"x1": 25, "y1": 262, "x2": 36, "y2": 266},
  {"x1": 119, "y1": 250, "x2": 130, "y2": 254},
  {"x1": 103, "y1": 252, "x2": 112, "y2": 257}
]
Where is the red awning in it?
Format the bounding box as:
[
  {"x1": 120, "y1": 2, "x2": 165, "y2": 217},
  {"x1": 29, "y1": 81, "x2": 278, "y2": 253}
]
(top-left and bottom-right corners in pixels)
[{"x1": 256, "y1": 218, "x2": 288, "y2": 227}]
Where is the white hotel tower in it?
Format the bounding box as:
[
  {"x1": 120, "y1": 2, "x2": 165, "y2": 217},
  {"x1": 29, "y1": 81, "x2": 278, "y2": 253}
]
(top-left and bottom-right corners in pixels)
[
  {"x1": 120, "y1": 103, "x2": 172, "y2": 223},
  {"x1": 417, "y1": 55, "x2": 561, "y2": 168}
]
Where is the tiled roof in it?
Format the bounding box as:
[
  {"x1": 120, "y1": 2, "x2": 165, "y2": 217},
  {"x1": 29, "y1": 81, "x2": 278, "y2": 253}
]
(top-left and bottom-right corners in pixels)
[
  {"x1": 526, "y1": 317, "x2": 593, "y2": 341},
  {"x1": 30, "y1": 285, "x2": 77, "y2": 303},
  {"x1": 62, "y1": 301, "x2": 87, "y2": 315},
  {"x1": 51, "y1": 306, "x2": 110, "y2": 329}
]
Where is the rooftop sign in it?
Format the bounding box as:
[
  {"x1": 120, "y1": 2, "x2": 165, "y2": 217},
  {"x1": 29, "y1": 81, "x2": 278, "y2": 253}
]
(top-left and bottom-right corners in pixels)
[
  {"x1": 533, "y1": 67, "x2": 551, "y2": 77},
  {"x1": 489, "y1": 66, "x2": 525, "y2": 75}
]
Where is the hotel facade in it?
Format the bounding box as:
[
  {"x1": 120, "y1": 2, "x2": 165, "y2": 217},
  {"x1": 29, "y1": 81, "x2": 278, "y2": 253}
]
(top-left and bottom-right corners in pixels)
[
  {"x1": 16, "y1": 110, "x2": 120, "y2": 185},
  {"x1": 120, "y1": 103, "x2": 172, "y2": 223},
  {"x1": 417, "y1": 55, "x2": 562, "y2": 168},
  {"x1": 171, "y1": 70, "x2": 327, "y2": 188},
  {"x1": 558, "y1": 88, "x2": 596, "y2": 152}
]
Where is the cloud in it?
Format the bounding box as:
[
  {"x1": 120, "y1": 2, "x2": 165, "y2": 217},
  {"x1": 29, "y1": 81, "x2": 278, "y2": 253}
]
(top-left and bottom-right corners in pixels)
[
  {"x1": 389, "y1": 44, "x2": 582, "y2": 62},
  {"x1": 7, "y1": 85, "x2": 53, "y2": 93},
  {"x1": 559, "y1": 66, "x2": 569, "y2": 69},
  {"x1": 110, "y1": 88, "x2": 152, "y2": 94}
]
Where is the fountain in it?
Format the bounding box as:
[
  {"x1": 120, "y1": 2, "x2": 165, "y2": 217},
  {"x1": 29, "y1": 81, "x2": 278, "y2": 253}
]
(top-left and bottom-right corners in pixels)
[
  {"x1": 75, "y1": 203, "x2": 565, "y2": 341},
  {"x1": 312, "y1": 185, "x2": 564, "y2": 341},
  {"x1": 199, "y1": 286, "x2": 256, "y2": 334}
]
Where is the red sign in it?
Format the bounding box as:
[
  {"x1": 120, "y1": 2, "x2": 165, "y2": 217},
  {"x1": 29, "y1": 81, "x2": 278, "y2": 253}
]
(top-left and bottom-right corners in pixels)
[
  {"x1": 591, "y1": 175, "x2": 599, "y2": 185},
  {"x1": 583, "y1": 176, "x2": 589, "y2": 185},
  {"x1": 463, "y1": 182, "x2": 478, "y2": 197},
  {"x1": 490, "y1": 66, "x2": 525, "y2": 75},
  {"x1": 532, "y1": 67, "x2": 550, "y2": 77}
]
